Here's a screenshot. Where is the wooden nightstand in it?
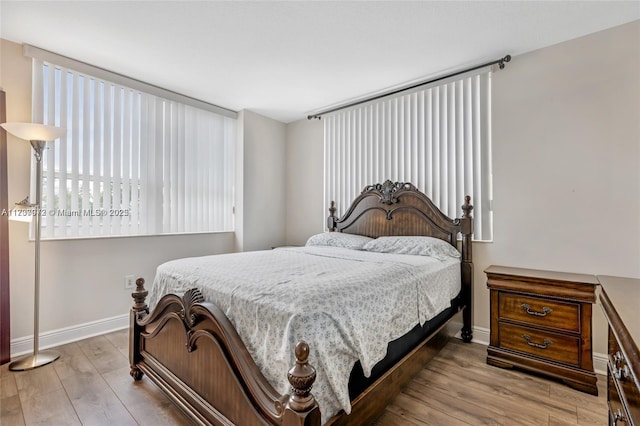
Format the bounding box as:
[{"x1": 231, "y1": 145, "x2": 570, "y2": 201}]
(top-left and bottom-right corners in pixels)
[{"x1": 485, "y1": 265, "x2": 598, "y2": 395}]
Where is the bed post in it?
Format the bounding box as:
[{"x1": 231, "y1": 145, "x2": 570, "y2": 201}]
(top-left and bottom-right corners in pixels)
[
  {"x1": 283, "y1": 341, "x2": 321, "y2": 425},
  {"x1": 129, "y1": 278, "x2": 148, "y2": 381},
  {"x1": 327, "y1": 201, "x2": 337, "y2": 231},
  {"x1": 460, "y1": 196, "x2": 474, "y2": 343}
]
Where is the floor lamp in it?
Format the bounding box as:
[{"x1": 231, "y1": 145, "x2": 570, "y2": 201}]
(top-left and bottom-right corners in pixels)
[{"x1": 1, "y1": 122, "x2": 66, "y2": 371}]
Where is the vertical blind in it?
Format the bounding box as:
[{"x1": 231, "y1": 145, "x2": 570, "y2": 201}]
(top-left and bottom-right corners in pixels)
[
  {"x1": 324, "y1": 70, "x2": 492, "y2": 241},
  {"x1": 32, "y1": 59, "x2": 236, "y2": 239}
]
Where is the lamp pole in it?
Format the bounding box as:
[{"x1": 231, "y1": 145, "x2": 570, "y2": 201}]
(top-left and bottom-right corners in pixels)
[
  {"x1": 1, "y1": 122, "x2": 65, "y2": 371},
  {"x1": 9, "y1": 139, "x2": 59, "y2": 371},
  {"x1": 32, "y1": 140, "x2": 47, "y2": 363}
]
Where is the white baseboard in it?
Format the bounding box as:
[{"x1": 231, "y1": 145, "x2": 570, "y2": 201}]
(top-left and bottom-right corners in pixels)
[
  {"x1": 10, "y1": 314, "x2": 129, "y2": 357},
  {"x1": 454, "y1": 324, "x2": 608, "y2": 376},
  {"x1": 10, "y1": 317, "x2": 609, "y2": 376},
  {"x1": 451, "y1": 321, "x2": 490, "y2": 346},
  {"x1": 593, "y1": 352, "x2": 608, "y2": 376}
]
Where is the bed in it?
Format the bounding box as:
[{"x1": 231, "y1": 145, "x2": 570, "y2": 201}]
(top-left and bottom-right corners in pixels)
[{"x1": 129, "y1": 180, "x2": 474, "y2": 425}]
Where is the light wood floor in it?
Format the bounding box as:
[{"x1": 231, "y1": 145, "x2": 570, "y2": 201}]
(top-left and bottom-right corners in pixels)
[{"x1": 1, "y1": 330, "x2": 607, "y2": 425}]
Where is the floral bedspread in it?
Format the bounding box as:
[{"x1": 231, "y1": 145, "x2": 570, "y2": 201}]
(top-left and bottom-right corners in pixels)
[{"x1": 149, "y1": 246, "x2": 460, "y2": 423}]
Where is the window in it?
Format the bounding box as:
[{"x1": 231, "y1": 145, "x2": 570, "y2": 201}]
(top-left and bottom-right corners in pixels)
[
  {"x1": 29, "y1": 49, "x2": 236, "y2": 239},
  {"x1": 324, "y1": 69, "x2": 492, "y2": 241}
]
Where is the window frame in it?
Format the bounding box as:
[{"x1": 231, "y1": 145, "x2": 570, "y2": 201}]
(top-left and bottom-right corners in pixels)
[
  {"x1": 27, "y1": 45, "x2": 238, "y2": 240},
  {"x1": 323, "y1": 69, "x2": 493, "y2": 242}
]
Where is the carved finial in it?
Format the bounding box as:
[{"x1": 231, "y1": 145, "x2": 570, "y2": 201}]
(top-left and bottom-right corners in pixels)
[
  {"x1": 328, "y1": 201, "x2": 336, "y2": 218},
  {"x1": 327, "y1": 201, "x2": 337, "y2": 231},
  {"x1": 287, "y1": 341, "x2": 317, "y2": 412},
  {"x1": 462, "y1": 195, "x2": 473, "y2": 218},
  {"x1": 295, "y1": 341, "x2": 309, "y2": 362},
  {"x1": 131, "y1": 278, "x2": 148, "y2": 313}
]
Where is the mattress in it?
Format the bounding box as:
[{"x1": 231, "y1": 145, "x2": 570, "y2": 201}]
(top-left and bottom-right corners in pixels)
[{"x1": 149, "y1": 245, "x2": 461, "y2": 423}]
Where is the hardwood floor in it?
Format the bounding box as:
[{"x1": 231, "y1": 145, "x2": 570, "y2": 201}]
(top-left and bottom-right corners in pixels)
[
  {"x1": 374, "y1": 339, "x2": 607, "y2": 426},
  {"x1": 1, "y1": 330, "x2": 606, "y2": 425}
]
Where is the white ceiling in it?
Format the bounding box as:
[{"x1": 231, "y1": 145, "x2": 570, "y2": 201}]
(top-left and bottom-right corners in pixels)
[{"x1": 1, "y1": 1, "x2": 638, "y2": 123}]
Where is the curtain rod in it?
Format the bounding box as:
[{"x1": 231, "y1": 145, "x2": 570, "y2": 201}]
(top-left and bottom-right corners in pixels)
[{"x1": 307, "y1": 54, "x2": 511, "y2": 120}]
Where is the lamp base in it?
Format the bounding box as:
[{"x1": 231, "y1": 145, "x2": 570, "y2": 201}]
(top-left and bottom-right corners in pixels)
[{"x1": 8, "y1": 350, "x2": 60, "y2": 371}]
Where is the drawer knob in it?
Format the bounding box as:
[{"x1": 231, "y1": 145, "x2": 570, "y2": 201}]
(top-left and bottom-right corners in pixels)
[
  {"x1": 613, "y1": 409, "x2": 626, "y2": 425},
  {"x1": 613, "y1": 351, "x2": 624, "y2": 365},
  {"x1": 522, "y1": 334, "x2": 552, "y2": 349},
  {"x1": 612, "y1": 351, "x2": 631, "y2": 381},
  {"x1": 614, "y1": 364, "x2": 631, "y2": 381},
  {"x1": 521, "y1": 303, "x2": 552, "y2": 317}
]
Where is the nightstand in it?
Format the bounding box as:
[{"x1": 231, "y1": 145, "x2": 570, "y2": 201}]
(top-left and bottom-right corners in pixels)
[{"x1": 485, "y1": 265, "x2": 599, "y2": 395}]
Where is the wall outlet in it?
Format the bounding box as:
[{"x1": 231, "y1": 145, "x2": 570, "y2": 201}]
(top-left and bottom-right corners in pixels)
[{"x1": 124, "y1": 275, "x2": 136, "y2": 290}]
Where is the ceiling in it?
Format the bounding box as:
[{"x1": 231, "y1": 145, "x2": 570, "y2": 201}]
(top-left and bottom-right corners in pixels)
[{"x1": 1, "y1": 1, "x2": 638, "y2": 123}]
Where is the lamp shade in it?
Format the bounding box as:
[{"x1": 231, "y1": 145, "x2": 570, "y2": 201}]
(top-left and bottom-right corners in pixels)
[{"x1": 1, "y1": 122, "x2": 66, "y2": 141}]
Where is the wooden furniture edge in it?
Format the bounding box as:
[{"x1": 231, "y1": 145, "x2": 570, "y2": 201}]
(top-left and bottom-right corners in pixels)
[
  {"x1": 486, "y1": 346, "x2": 598, "y2": 394},
  {"x1": 130, "y1": 282, "x2": 320, "y2": 426},
  {"x1": 485, "y1": 266, "x2": 598, "y2": 303},
  {"x1": 599, "y1": 286, "x2": 640, "y2": 391},
  {"x1": 484, "y1": 265, "x2": 599, "y2": 285}
]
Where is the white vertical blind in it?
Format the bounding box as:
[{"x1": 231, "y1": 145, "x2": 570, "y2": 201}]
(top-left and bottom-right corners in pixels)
[
  {"x1": 324, "y1": 70, "x2": 493, "y2": 241},
  {"x1": 33, "y1": 59, "x2": 236, "y2": 239}
]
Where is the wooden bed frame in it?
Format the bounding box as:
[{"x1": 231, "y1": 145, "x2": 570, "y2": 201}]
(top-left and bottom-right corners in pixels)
[{"x1": 129, "y1": 180, "x2": 474, "y2": 425}]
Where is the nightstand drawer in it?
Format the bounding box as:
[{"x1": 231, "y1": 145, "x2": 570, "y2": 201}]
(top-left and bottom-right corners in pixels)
[
  {"x1": 499, "y1": 292, "x2": 580, "y2": 333},
  {"x1": 499, "y1": 323, "x2": 580, "y2": 366}
]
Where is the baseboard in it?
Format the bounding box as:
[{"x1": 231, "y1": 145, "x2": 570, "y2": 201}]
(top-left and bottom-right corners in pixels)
[
  {"x1": 10, "y1": 317, "x2": 609, "y2": 376},
  {"x1": 454, "y1": 324, "x2": 608, "y2": 376},
  {"x1": 593, "y1": 352, "x2": 607, "y2": 376},
  {"x1": 10, "y1": 314, "x2": 129, "y2": 357},
  {"x1": 452, "y1": 321, "x2": 490, "y2": 346}
]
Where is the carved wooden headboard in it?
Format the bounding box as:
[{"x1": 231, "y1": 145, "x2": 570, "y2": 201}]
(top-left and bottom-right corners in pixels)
[
  {"x1": 327, "y1": 180, "x2": 473, "y2": 248},
  {"x1": 328, "y1": 180, "x2": 474, "y2": 338}
]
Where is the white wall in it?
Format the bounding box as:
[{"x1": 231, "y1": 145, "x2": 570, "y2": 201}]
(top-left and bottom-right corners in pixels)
[
  {"x1": 285, "y1": 118, "x2": 324, "y2": 245},
  {"x1": 487, "y1": 20, "x2": 640, "y2": 356},
  {"x1": 284, "y1": 21, "x2": 640, "y2": 357},
  {"x1": 490, "y1": 20, "x2": 640, "y2": 278},
  {"x1": 239, "y1": 110, "x2": 287, "y2": 251},
  {"x1": 1, "y1": 39, "x2": 287, "y2": 348}
]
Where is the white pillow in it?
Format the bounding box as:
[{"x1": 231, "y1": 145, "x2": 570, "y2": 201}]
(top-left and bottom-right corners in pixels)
[
  {"x1": 362, "y1": 236, "x2": 461, "y2": 261},
  {"x1": 305, "y1": 232, "x2": 373, "y2": 250}
]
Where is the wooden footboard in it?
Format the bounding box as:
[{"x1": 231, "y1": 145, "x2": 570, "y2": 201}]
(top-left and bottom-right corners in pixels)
[
  {"x1": 129, "y1": 279, "x2": 320, "y2": 426},
  {"x1": 130, "y1": 278, "x2": 465, "y2": 426}
]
